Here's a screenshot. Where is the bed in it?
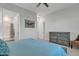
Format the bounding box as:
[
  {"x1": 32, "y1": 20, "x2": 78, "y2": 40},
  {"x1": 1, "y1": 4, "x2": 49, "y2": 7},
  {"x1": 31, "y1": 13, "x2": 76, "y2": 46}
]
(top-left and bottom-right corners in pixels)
[{"x1": 0, "y1": 38, "x2": 67, "y2": 56}]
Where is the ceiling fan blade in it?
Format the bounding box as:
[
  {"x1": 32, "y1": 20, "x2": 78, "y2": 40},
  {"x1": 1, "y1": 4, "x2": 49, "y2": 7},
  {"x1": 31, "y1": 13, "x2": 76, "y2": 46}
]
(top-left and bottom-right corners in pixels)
[
  {"x1": 36, "y1": 3, "x2": 41, "y2": 8},
  {"x1": 43, "y1": 3, "x2": 49, "y2": 7}
]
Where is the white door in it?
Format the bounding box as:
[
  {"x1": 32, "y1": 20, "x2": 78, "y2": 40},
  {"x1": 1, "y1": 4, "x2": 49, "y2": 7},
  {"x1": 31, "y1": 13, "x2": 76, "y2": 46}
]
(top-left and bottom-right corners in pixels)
[
  {"x1": 0, "y1": 8, "x2": 3, "y2": 39},
  {"x1": 37, "y1": 17, "x2": 45, "y2": 40}
]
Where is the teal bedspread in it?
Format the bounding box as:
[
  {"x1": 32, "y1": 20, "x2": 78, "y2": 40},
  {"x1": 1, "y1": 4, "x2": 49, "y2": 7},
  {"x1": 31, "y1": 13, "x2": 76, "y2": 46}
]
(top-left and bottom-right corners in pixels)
[{"x1": 7, "y1": 38, "x2": 67, "y2": 56}]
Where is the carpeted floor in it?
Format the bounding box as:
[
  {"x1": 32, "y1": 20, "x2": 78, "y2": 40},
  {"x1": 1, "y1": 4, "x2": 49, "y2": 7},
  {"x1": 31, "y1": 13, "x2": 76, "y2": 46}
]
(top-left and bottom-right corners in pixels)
[{"x1": 62, "y1": 46, "x2": 79, "y2": 56}]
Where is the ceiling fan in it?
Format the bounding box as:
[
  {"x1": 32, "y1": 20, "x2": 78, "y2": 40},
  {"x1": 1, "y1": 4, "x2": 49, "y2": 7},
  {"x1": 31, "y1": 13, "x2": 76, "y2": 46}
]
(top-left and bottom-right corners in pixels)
[{"x1": 36, "y1": 3, "x2": 49, "y2": 8}]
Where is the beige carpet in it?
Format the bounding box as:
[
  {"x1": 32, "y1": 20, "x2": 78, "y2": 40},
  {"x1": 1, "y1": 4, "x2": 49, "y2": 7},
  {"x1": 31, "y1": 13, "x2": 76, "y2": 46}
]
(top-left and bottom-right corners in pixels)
[{"x1": 63, "y1": 46, "x2": 79, "y2": 56}]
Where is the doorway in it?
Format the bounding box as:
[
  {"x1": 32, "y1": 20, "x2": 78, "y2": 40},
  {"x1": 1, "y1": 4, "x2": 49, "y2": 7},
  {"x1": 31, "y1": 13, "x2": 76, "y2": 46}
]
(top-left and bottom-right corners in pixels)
[{"x1": 0, "y1": 8, "x2": 20, "y2": 41}]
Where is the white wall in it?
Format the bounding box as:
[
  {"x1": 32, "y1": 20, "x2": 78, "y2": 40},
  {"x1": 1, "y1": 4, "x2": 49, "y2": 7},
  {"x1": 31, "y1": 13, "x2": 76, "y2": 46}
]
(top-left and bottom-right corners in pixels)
[
  {"x1": 44, "y1": 4, "x2": 79, "y2": 41},
  {"x1": 0, "y1": 3, "x2": 37, "y2": 40}
]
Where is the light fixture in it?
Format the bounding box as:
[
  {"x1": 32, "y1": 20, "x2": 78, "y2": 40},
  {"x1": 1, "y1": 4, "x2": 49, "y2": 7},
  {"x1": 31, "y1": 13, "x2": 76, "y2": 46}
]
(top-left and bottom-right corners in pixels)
[{"x1": 3, "y1": 16, "x2": 11, "y2": 22}]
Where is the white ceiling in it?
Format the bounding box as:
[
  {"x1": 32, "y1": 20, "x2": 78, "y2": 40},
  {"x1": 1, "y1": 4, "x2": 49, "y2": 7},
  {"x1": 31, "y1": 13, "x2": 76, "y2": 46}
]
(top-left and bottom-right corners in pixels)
[{"x1": 13, "y1": 3, "x2": 76, "y2": 16}]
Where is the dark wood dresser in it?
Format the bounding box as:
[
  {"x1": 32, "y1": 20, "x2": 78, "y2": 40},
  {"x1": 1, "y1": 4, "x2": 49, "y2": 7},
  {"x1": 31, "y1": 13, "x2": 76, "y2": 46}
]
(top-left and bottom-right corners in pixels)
[{"x1": 49, "y1": 32, "x2": 70, "y2": 46}]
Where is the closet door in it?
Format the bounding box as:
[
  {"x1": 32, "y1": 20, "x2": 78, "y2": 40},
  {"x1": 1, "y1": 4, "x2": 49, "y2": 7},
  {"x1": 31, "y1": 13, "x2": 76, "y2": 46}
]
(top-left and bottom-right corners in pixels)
[{"x1": 37, "y1": 17, "x2": 45, "y2": 40}]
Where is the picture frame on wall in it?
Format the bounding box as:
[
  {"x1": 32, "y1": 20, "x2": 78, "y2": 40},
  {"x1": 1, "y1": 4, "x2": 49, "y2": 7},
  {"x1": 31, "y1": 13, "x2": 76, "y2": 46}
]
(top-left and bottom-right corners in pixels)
[{"x1": 25, "y1": 19, "x2": 35, "y2": 28}]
